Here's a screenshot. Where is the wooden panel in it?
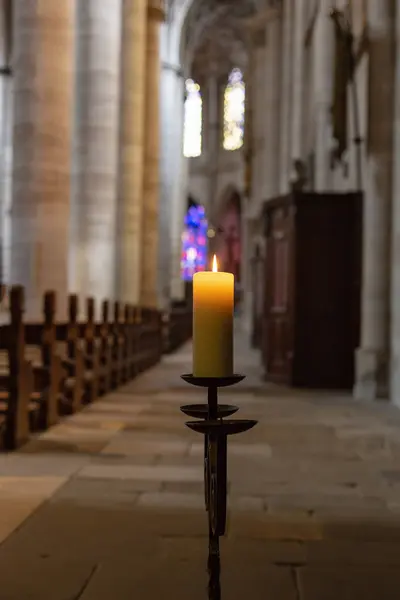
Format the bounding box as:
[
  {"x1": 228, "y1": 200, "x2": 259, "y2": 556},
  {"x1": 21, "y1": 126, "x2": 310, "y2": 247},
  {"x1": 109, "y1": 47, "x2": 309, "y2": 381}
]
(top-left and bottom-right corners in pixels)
[
  {"x1": 250, "y1": 247, "x2": 264, "y2": 349},
  {"x1": 263, "y1": 202, "x2": 295, "y2": 383},
  {"x1": 293, "y1": 191, "x2": 361, "y2": 389}
]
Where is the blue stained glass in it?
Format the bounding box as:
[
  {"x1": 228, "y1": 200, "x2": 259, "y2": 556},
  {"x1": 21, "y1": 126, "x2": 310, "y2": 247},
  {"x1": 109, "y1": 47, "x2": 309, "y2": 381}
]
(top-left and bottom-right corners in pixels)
[{"x1": 181, "y1": 204, "x2": 208, "y2": 281}]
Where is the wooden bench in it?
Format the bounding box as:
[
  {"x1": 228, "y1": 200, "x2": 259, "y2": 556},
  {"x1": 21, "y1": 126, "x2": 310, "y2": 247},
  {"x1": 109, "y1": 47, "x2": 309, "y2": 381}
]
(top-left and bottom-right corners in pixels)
[
  {"x1": 122, "y1": 305, "x2": 136, "y2": 382},
  {"x1": 110, "y1": 301, "x2": 125, "y2": 389},
  {"x1": 164, "y1": 302, "x2": 192, "y2": 353},
  {"x1": 0, "y1": 286, "x2": 39, "y2": 449},
  {"x1": 79, "y1": 297, "x2": 101, "y2": 403},
  {"x1": 23, "y1": 290, "x2": 64, "y2": 429},
  {"x1": 93, "y1": 300, "x2": 113, "y2": 395},
  {"x1": 0, "y1": 284, "x2": 166, "y2": 450},
  {"x1": 137, "y1": 308, "x2": 163, "y2": 372},
  {"x1": 54, "y1": 295, "x2": 85, "y2": 414}
]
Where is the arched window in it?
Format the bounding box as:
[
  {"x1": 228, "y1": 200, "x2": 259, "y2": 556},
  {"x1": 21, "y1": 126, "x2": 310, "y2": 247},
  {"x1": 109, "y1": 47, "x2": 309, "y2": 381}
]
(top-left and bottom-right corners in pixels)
[
  {"x1": 223, "y1": 68, "x2": 245, "y2": 151},
  {"x1": 183, "y1": 79, "x2": 202, "y2": 158}
]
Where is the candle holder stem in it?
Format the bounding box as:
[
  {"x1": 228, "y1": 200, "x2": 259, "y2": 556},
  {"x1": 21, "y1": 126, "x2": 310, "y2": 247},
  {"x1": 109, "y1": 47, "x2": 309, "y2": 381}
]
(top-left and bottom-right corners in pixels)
[
  {"x1": 180, "y1": 374, "x2": 258, "y2": 599},
  {"x1": 208, "y1": 386, "x2": 218, "y2": 419},
  {"x1": 208, "y1": 528, "x2": 221, "y2": 600}
]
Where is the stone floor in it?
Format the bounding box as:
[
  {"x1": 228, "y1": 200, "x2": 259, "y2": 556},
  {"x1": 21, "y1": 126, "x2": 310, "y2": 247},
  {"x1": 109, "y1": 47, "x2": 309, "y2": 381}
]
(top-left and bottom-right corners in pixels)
[{"x1": 2, "y1": 330, "x2": 400, "y2": 597}]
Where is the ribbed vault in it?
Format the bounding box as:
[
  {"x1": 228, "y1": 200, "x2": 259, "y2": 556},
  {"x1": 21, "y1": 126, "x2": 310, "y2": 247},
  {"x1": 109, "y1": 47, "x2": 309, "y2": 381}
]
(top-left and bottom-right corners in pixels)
[{"x1": 180, "y1": 0, "x2": 259, "y2": 79}]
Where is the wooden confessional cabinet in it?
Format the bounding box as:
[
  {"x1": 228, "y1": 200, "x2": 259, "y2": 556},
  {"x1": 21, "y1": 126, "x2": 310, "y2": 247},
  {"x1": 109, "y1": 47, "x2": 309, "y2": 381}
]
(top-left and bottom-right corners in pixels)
[{"x1": 262, "y1": 191, "x2": 362, "y2": 390}]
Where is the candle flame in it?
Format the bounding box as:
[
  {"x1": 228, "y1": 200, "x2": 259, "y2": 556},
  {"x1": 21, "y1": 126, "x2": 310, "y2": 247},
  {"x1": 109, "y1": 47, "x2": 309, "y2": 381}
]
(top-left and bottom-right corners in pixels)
[{"x1": 212, "y1": 255, "x2": 218, "y2": 273}]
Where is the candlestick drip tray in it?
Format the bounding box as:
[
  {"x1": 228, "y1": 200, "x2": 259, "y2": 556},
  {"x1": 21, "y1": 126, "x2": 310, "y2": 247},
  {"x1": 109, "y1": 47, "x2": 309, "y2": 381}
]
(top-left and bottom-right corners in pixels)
[
  {"x1": 181, "y1": 374, "x2": 245, "y2": 388},
  {"x1": 180, "y1": 404, "x2": 239, "y2": 419},
  {"x1": 185, "y1": 419, "x2": 257, "y2": 437}
]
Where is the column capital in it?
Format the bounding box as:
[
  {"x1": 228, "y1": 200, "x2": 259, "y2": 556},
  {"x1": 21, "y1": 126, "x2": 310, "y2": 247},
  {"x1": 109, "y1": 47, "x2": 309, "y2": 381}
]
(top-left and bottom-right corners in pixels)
[
  {"x1": 148, "y1": 0, "x2": 165, "y2": 22},
  {"x1": 162, "y1": 61, "x2": 184, "y2": 77}
]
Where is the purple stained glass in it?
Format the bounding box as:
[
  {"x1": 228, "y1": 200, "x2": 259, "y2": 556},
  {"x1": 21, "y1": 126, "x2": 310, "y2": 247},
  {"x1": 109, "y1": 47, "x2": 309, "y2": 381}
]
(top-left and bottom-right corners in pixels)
[{"x1": 181, "y1": 205, "x2": 208, "y2": 281}]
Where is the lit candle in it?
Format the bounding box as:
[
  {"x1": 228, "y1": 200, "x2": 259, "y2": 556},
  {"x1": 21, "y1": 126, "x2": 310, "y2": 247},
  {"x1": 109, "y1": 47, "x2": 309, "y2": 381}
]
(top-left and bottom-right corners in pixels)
[{"x1": 193, "y1": 255, "x2": 234, "y2": 377}]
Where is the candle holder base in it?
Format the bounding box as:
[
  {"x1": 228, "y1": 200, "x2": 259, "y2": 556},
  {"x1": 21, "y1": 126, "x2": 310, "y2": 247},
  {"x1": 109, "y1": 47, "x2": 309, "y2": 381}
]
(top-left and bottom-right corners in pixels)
[
  {"x1": 180, "y1": 404, "x2": 238, "y2": 419},
  {"x1": 185, "y1": 419, "x2": 257, "y2": 437},
  {"x1": 180, "y1": 373, "x2": 258, "y2": 599},
  {"x1": 181, "y1": 374, "x2": 245, "y2": 388}
]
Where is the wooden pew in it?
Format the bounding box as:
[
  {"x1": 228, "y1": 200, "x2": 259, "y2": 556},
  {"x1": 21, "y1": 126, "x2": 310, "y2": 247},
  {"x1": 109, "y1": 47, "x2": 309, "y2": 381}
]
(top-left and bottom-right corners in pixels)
[
  {"x1": 0, "y1": 286, "x2": 38, "y2": 449},
  {"x1": 95, "y1": 300, "x2": 113, "y2": 395},
  {"x1": 164, "y1": 302, "x2": 192, "y2": 353},
  {"x1": 81, "y1": 297, "x2": 100, "y2": 403},
  {"x1": 123, "y1": 305, "x2": 136, "y2": 382},
  {"x1": 110, "y1": 301, "x2": 125, "y2": 389},
  {"x1": 131, "y1": 306, "x2": 142, "y2": 376},
  {"x1": 0, "y1": 286, "x2": 167, "y2": 450},
  {"x1": 134, "y1": 307, "x2": 146, "y2": 373},
  {"x1": 0, "y1": 282, "x2": 6, "y2": 309},
  {"x1": 55, "y1": 294, "x2": 85, "y2": 414},
  {"x1": 137, "y1": 308, "x2": 162, "y2": 372},
  {"x1": 121, "y1": 305, "x2": 138, "y2": 380},
  {"x1": 24, "y1": 290, "x2": 64, "y2": 429},
  {"x1": 120, "y1": 303, "x2": 133, "y2": 384}
]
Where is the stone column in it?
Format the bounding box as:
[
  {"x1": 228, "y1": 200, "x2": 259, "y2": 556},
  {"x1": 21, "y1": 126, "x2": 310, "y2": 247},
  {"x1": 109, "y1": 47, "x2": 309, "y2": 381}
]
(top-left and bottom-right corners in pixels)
[
  {"x1": 256, "y1": 30, "x2": 268, "y2": 203},
  {"x1": 266, "y1": 15, "x2": 282, "y2": 199},
  {"x1": 0, "y1": 3, "x2": 12, "y2": 284},
  {"x1": 117, "y1": 0, "x2": 147, "y2": 305},
  {"x1": 207, "y1": 73, "x2": 220, "y2": 211},
  {"x1": 140, "y1": 1, "x2": 164, "y2": 308},
  {"x1": 291, "y1": 0, "x2": 305, "y2": 161},
  {"x1": 313, "y1": 0, "x2": 334, "y2": 191},
  {"x1": 355, "y1": 0, "x2": 394, "y2": 401},
  {"x1": 0, "y1": 73, "x2": 12, "y2": 285},
  {"x1": 159, "y1": 39, "x2": 185, "y2": 307},
  {"x1": 391, "y1": 0, "x2": 400, "y2": 405},
  {"x1": 279, "y1": 0, "x2": 293, "y2": 194},
  {"x1": 169, "y1": 74, "x2": 187, "y2": 301},
  {"x1": 71, "y1": 1, "x2": 122, "y2": 309},
  {"x1": 10, "y1": 0, "x2": 74, "y2": 319},
  {"x1": 242, "y1": 35, "x2": 263, "y2": 332}
]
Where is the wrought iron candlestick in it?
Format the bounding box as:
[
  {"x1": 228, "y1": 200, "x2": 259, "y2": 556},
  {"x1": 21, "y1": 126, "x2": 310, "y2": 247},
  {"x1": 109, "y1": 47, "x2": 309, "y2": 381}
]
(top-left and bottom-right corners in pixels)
[{"x1": 180, "y1": 374, "x2": 257, "y2": 600}]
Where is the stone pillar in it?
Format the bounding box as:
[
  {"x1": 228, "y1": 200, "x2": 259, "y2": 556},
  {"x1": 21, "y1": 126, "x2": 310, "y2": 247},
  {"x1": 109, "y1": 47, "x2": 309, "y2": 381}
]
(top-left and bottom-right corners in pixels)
[
  {"x1": 71, "y1": 1, "x2": 122, "y2": 309},
  {"x1": 207, "y1": 73, "x2": 220, "y2": 211},
  {"x1": 242, "y1": 36, "x2": 262, "y2": 332},
  {"x1": 140, "y1": 1, "x2": 164, "y2": 308},
  {"x1": 169, "y1": 74, "x2": 187, "y2": 301},
  {"x1": 256, "y1": 30, "x2": 268, "y2": 203},
  {"x1": 266, "y1": 15, "x2": 282, "y2": 199},
  {"x1": 159, "y1": 40, "x2": 185, "y2": 307},
  {"x1": 10, "y1": 0, "x2": 74, "y2": 319},
  {"x1": 0, "y1": 72, "x2": 12, "y2": 285},
  {"x1": 158, "y1": 59, "x2": 173, "y2": 308},
  {"x1": 355, "y1": 0, "x2": 394, "y2": 401},
  {"x1": 117, "y1": 0, "x2": 148, "y2": 305},
  {"x1": 313, "y1": 0, "x2": 334, "y2": 191},
  {"x1": 0, "y1": 3, "x2": 12, "y2": 283},
  {"x1": 279, "y1": 0, "x2": 293, "y2": 194},
  {"x1": 291, "y1": 0, "x2": 305, "y2": 161},
  {"x1": 391, "y1": 0, "x2": 400, "y2": 405}
]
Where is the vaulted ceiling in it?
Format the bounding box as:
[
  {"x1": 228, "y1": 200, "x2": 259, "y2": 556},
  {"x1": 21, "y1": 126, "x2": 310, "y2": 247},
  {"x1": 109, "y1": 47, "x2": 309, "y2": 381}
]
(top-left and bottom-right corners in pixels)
[
  {"x1": 178, "y1": 0, "x2": 281, "y2": 80},
  {"x1": 180, "y1": 0, "x2": 258, "y2": 79}
]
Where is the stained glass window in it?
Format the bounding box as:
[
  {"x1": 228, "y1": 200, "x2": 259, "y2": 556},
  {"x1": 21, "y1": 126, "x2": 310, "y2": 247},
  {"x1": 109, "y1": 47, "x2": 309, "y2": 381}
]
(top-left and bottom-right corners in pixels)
[
  {"x1": 183, "y1": 79, "x2": 202, "y2": 158},
  {"x1": 223, "y1": 68, "x2": 245, "y2": 151},
  {"x1": 181, "y1": 205, "x2": 208, "y2": 281}
]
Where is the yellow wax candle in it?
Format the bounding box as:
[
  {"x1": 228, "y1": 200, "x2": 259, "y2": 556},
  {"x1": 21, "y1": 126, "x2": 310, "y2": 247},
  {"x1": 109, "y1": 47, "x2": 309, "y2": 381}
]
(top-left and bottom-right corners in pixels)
[{"x1": 193, "y1": 255, "x2": 234, "y2": 377}]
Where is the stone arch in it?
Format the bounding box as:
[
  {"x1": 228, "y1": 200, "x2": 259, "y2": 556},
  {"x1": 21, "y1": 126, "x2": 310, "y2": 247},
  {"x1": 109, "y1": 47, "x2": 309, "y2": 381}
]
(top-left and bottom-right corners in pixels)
[
  {"x1": 213, "y1": 184, "x2": 242, "y2": 282},
  {"x1": 215, "y1": 184, "x2": 241, "y2": 222}
]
